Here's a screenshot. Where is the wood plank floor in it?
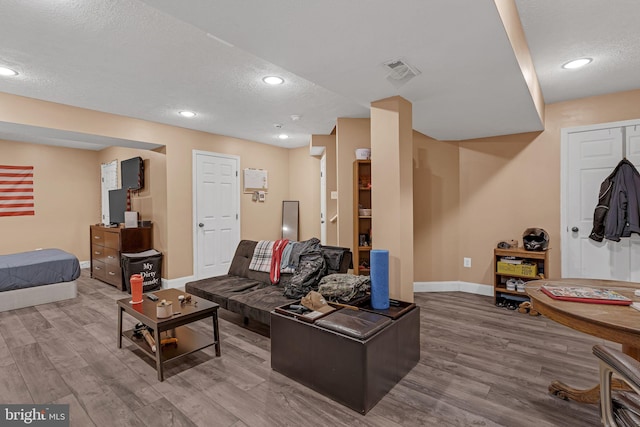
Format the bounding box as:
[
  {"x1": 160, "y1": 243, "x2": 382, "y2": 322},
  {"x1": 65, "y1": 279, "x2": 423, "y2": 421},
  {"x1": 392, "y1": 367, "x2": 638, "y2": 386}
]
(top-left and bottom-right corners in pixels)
[{"x1": 0, "y1": 269, "x2": 607, "y2": 426}]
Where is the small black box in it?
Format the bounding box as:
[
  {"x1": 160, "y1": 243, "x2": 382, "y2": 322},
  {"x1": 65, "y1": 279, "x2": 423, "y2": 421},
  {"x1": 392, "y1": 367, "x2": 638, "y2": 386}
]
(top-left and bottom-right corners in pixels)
[{"x1": 121, "y1": 249, "x2": 162, "y2": 293}]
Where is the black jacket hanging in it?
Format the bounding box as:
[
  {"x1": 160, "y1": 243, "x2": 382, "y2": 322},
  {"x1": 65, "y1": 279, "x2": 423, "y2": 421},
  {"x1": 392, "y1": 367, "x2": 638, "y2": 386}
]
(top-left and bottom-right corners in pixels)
[{"x1": 589, "y1": 158, "x2": 640, "y2": 242}]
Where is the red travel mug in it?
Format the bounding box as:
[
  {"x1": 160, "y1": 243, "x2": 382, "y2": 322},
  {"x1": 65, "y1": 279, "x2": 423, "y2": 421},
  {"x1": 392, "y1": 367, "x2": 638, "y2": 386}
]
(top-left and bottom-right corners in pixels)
[{"x1": 130, "y1": 274, "x2": 143, "y2": 304}]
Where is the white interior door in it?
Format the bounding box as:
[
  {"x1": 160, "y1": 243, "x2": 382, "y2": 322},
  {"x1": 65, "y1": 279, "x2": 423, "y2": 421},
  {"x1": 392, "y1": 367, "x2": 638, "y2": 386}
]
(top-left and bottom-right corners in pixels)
[
  {"x1": 626, "y1": 125, "x2": 640, "y2": 281},
  {"x1": 563, "y1": 121, "x2": 640, "y2": 280},
  {"x1": 100, "y1": 160, "x2": 118, "y2": 225},
  {"x1": 193, "y1": 151, "x2": 240, "y2": 279}
]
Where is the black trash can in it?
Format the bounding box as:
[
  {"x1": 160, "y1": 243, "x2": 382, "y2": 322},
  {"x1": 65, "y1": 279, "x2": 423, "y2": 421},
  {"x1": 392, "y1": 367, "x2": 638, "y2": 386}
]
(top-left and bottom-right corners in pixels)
[{"x1": 121, "y1": 249, "x2": 162, "y2": 293}]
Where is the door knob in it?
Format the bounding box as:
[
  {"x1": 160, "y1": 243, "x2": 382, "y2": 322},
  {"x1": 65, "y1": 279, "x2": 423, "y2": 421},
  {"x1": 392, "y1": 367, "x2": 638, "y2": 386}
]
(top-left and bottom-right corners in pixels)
[
  {"x1": 198, "y1": 223, "x2": 204, "y2": 228},
  {"x1": 571, "y1": 226, "x2": 579, "y2": 232}
]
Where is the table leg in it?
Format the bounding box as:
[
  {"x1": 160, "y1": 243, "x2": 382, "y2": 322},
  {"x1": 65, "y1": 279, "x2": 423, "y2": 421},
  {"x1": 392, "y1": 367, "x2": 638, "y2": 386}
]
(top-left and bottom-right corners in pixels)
[
  {"x1": 550, "y1": 344, "x2": 638, "y2": 404},
  {"x1": 549, "y1": 378, "x2": 632, "y2": 404},
  {"x1": 117, "y1": 307, "x2": 123, "y2": 349},
  {"x1": 212, "y1": 311, "x2": 221, "y2": 357},
  {"x1": 154, "y1": 328, "x2": 163, "y2": 381}
]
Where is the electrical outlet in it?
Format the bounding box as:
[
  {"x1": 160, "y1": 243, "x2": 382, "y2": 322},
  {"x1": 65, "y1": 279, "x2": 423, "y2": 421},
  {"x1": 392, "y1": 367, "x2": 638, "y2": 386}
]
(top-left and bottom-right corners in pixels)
[{"x1": 463, "y1": 257, "x2": 472, "y2": 268}]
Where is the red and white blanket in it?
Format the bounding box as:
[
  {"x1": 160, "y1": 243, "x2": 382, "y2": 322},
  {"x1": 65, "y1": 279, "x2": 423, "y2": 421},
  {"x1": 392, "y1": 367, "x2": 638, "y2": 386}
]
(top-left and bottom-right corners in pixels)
[{"x1": 249, "y1": 239, "x2": 293, "y2": 284}]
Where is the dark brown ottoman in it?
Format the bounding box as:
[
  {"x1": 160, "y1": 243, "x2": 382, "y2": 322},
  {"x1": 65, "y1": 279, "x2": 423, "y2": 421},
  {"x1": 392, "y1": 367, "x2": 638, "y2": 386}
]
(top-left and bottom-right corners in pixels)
[{"x1": 270, "y1": 306, "x2": 420, "y2": 414}]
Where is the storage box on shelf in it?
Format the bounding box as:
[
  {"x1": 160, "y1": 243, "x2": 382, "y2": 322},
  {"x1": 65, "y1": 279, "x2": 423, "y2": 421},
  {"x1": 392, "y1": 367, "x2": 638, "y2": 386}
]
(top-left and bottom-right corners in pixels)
[
  {"x1": 496, "y1": 262, "x2": 538, "y2": 278},
  {"x1": 353, "y1": 160, "x2": 372, "y2": 275},
  {"x1": 493, "y1": 247, "x2": 548, "y2": 304}
]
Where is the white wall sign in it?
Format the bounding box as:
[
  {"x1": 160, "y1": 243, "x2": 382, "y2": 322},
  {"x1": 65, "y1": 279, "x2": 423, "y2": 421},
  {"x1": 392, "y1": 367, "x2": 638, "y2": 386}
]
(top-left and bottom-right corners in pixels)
[{"x1": 243, "y1": 168, "x2": 268, "y2": 193}]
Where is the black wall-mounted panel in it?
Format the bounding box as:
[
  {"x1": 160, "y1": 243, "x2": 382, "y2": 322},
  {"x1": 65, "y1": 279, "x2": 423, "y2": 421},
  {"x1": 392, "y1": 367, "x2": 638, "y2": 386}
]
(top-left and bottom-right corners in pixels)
[{"x1": 121, "y1": 157, "x2": 144, "y2": 190}]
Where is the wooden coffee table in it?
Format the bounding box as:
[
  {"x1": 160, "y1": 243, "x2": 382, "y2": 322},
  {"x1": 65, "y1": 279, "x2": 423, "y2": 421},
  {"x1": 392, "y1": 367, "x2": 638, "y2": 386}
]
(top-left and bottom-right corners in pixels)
[
  {"x1": 117, "y1": 288, "x2": 220, "y2": 381},
  {"x1": 526, "y1": 278, "x2": 640, "y2": 403}
]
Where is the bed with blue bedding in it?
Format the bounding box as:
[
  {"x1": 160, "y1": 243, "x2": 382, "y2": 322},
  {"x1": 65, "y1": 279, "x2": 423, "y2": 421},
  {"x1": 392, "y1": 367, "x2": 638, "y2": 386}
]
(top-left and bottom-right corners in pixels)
[{"x1": 0, "y1": 248, "x2": 80, "y2": 311}]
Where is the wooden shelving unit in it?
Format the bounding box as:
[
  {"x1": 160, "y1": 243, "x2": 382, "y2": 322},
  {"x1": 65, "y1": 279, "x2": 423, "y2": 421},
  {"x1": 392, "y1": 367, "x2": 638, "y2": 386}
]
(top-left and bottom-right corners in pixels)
[
  {"x1": 493, "y1": 247, "x2": 549, "y2": 304},
  {"x1": 353, "y1": 160, "x2": 372, "y2": 275}
]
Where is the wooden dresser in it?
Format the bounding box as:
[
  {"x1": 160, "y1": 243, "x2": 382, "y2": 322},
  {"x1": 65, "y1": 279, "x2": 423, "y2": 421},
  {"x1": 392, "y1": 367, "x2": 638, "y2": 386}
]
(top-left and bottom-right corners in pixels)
[{"x1": 90, "y1": 225, "x2": 153, "y2": 290}]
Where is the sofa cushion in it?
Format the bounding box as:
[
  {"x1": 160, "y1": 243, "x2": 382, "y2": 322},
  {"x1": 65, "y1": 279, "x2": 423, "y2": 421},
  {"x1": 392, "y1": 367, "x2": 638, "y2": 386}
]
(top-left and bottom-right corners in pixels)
[
  {"x1": 185, "y1": 239, "x2": 353, "y2": 328},
  {"x1": 185, "y1": 275, "x2": 262, "y2": 309},
  {"x1": 322, "y1": 245, "x2": 353, "y2": 274},
  {"x1": 322, "y1": 246, "x2": 345, "y2": 272},
  {"x1": 228, "y1": 240, "x2": 258, "y2": 278},
  {"x1": 228, "y1": 285, "x2": 296, "y2": 326},
  {"x1": 315, "y1": 309, "x2": 392, "y2": 340}
]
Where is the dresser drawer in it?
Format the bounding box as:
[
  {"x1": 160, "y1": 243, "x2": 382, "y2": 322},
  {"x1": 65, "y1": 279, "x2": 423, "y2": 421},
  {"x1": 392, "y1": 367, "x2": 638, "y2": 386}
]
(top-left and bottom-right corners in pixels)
[
  {"x1": 92, "y1": 260, "x2": 106, "y2": 281},
  {"x1": 104, "y1": 247, "x2": 120, "y2": 266},
  {"x1": 90, "y1": 225, "x2": 152, "y2": 291},
  {"x1": 104, "y1": 230, "x2": 120, "y2": 250},
  {"x1": 91, "y1": 229, "x2": 105, "y2": 245},
  {"x1": 92, "y1": 244, "x2": 105, "y2": 263},
  {"x1": 104, "y1": 264, "x2": 122, "y2": 288}
]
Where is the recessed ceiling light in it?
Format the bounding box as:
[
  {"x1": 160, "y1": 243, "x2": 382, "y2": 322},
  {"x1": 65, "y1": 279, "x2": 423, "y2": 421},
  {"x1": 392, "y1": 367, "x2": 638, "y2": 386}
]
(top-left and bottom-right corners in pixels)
[
  {"x1": 263, "y1": 76, "x2": 284, "y2": 85},
  {"x1": 278, "y1": 134, "x2": 289, "y2": 140},
  {"x1": 562, "y1": 58, "x2": 592, "y2": 69},
  {"x1": 0, "y1": 67, "x2": 18, "y2": 76},
  {"x1": 178, "y1": 111, "x2": 196, "y2": 118}
]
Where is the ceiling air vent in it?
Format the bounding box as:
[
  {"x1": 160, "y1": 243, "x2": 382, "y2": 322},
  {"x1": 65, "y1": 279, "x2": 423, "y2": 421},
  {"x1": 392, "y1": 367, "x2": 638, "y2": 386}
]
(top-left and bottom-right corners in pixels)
[{"x1": 383, "y1": 58, "x2": 421, "y2": 88}]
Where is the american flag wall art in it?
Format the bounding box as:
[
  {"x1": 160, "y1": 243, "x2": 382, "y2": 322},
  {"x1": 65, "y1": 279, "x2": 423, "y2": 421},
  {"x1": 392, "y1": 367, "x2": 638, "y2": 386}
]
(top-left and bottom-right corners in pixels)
[{"x1": 0, "y1": 165, "x2": 34, "y2": 217}]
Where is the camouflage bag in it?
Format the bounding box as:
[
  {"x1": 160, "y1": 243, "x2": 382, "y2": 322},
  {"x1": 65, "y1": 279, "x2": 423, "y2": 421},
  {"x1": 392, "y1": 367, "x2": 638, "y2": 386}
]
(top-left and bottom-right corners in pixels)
[
  {"x1": 283, "y1": 253, "x2": 326, "y2": 299},
  {"x1": 318, "y1": 274, "x2": 371, "y2": 303}
]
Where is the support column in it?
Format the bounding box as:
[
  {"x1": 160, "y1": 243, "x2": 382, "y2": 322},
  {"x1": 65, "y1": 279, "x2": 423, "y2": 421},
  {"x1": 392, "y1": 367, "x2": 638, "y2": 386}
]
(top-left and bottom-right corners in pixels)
[{"x1": 370, "y1": 96, "x2": 414, "y2": 302}]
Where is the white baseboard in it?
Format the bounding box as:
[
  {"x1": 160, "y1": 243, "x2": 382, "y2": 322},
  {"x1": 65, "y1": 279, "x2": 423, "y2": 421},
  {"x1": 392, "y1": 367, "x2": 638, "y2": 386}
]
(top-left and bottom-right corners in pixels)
[
  {"x1": 414, "y1": 281, "x2": 493, "y2": 297},
  {"x1": 161, "y1": 275, "x2": 194, "y2": 291},
  {"x1": 82, "y1": 260, "x2": 188, "y2": 290}
]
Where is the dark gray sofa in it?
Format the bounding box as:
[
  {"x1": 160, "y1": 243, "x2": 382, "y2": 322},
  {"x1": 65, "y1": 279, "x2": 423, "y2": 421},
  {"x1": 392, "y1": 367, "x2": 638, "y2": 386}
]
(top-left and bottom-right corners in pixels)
[{"x1": 185, "y1": 240, "x2": 352, "y2": 326}]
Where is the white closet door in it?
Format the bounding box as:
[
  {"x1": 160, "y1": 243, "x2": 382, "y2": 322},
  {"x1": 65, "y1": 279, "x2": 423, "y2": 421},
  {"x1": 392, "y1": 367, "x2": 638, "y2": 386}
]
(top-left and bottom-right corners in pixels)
[
  {"x1": 626, "y1": 125, "x2": 640, "y2": 165},
  {"x1": 565, "y1": 127, "x2": 628, "y2": 279},
  {"x1": 626, "y1": 125, "x2": 640, "y2": 281}
]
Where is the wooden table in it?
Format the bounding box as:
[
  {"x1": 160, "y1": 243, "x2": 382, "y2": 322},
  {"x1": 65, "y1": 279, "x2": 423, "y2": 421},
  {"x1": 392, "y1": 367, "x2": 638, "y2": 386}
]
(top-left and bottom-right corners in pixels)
[
  {"x1": 526, "y1": 278, "x2": 640, "y2": 403},
  {"x1": 117, "y1": 288, "x2": 220, "y2": 381}
]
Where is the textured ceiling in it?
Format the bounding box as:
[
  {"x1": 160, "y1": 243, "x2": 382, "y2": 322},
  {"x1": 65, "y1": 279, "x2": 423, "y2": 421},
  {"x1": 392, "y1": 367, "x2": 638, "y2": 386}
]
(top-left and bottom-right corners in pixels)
[
  {"x1": 515, "y1": 0, "x2": 640, "y2": 104},
  {"x1": 0, "y1": 1, "x2": 639, "y2": 150}
]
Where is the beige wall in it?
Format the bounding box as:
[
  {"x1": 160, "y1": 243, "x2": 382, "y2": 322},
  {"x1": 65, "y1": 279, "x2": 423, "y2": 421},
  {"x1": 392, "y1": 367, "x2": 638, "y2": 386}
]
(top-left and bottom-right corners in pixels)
[
  {"x1": 0, "y1": 139, "x2": 99, "y2": 259},
  {"x1": 96, "y1": 146, "x2": 168, "y2": 268},
  {"x1": 371, "y1": 96, "x2": 414, "y2": 302},
  {"x1": 413, "y1": 132, "x2": 460, "y2": 282},
  {"x1": 288, "y1": 146, "x2": 321, "y2": 241},
  {"x1": 334, "y1": 90, "x2": 640, "y2": 287},
  {"x1": 310, "y1": 134, "x2": 338, "y2": 246},
  {"x1": 336, "y1": 118, "x2": 371, "y2": 249},
  {"x1": 457, "y1": 132, "x2": 541, "y2": 284},
  {"x1": 457, "y1": 89, "x2": 640, "y2": 285},
  {"x1": 494, "y1": 0, "x2": 544, "y2": 125},
  {"x1": 5, "y1": 87, "x2": 640, "y2": 286},
  {"x1": 0, "y1": 92, "x2": 293, "y2": 280},
  {"x1": 165, "y1": 137, "x2": 290, "y2": 278}
]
